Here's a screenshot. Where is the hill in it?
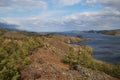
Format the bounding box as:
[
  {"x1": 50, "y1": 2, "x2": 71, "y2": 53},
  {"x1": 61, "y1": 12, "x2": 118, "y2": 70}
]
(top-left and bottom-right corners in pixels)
[
  {"x1": 0, "y1": 28, "x2": 119, "y2": 80},
  {"x1": 86, "y1": 29, "x2": 120, "y2": 36},
  {"x1": 98, "y1": 30, "x2": 120, "y2": 36}
]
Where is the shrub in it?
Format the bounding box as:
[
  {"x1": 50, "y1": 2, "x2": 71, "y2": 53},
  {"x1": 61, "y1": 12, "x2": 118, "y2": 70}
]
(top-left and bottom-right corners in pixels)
[
  {"x1": 0, "y1": 33, "x2": 43, "y2": 80},
  {"x1": 62, "y1": 46, "x2": 120, "y2": 79},
  {"x1": 23, "y1": 57, "x2": 31, "y2": 66},
  {"x1": 0, "y1": 66, "x2": 20, "y2": 80}
]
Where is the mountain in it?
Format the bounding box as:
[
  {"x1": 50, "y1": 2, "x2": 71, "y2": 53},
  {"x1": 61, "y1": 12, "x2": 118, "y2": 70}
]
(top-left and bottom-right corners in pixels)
[
  {"x1": 0, "y1": 22, "x2": 18, "y2": 30},
  {"x1": 86, "y1": 29, "x2": 120, "y2": 36},
  {"x1": 97, "y1": 29, "x2": 120, "y2": 36}
]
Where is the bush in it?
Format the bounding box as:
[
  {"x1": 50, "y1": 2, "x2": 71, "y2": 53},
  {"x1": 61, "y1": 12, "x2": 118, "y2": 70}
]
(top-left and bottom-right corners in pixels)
[
  {"x1": 23, "y1": 57, "x2": 31, "y2": 66},
  {"x1": 0, "y1": 34, "x2": 43, "y2": 79},
  {"x1": 62, "y1": 46, "x2": 120, "y2": 79}
]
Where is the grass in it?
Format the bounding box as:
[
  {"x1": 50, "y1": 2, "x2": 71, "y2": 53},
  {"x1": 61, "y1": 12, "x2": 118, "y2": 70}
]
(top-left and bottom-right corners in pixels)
[
  {"x1": 0, "y1": 32, "x2": 43, "y2": 80},
  {"x1": 62, "y1": 47, "x2": 120, "y2": 79}
]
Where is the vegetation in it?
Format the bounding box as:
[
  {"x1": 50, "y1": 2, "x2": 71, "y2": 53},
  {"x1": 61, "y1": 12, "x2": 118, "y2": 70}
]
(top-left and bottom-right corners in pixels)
[
  {"x1": 97, "y1": 29, "x2": 120, "y2": 36},
  {"x1": 0, "y1": 28, "x2": 119, "y2": 80},
  {"x1": 62, "y1": 47, "x2": 120, "y2": 79},
  {"x1": 0, "y1": 29, "x2": 43, "y2": 80}
]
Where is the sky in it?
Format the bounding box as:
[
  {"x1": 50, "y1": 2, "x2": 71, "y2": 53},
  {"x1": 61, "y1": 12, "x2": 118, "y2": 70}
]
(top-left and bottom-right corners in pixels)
[{"x1": 0, "y1": 0, "x2": 120, "y2": 32}]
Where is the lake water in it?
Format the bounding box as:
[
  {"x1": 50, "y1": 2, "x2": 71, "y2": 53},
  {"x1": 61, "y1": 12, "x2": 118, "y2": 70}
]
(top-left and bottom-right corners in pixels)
[
  {"x1": 62, "y1": 32, "x2": 120, "y2": 64},
  {"x1": 75, "y1": 33, "x2": 120, "y2": 64}
]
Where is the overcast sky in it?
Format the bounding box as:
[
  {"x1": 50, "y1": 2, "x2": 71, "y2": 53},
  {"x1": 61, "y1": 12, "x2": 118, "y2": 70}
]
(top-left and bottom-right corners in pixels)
[{"x1": 0, "y1": 0, "x2": 120, "y2": 32}]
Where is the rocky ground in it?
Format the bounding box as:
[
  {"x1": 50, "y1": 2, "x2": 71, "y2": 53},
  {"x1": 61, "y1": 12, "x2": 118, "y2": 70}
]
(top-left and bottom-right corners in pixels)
[{"x1": 20, "y1": 34, "x2": 119, "y2": 80}]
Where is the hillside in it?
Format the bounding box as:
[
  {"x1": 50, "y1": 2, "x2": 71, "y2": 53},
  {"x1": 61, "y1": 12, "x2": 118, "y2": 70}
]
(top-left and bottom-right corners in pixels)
[
  {"x1": 102, "y1": 30, "x2": 120, "y2": 36},
  {"x1": 0, "y1": 28, "x2": 119, "y2": 80},
  {"x1": 97, "y1": 30, "x2": 120, "y2": 36}
]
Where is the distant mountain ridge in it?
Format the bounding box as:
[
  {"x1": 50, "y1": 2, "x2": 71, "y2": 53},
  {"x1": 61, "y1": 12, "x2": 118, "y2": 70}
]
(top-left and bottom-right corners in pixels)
[
  {"x1": 0, "y1": 22, "x2": 18, "y2": 30},
  {"x1": 97, "y1": 29, "x2": 120, "y2": 36},
  {"x1": 86, "y1": 29, "x2": 120, "y2": 36}
]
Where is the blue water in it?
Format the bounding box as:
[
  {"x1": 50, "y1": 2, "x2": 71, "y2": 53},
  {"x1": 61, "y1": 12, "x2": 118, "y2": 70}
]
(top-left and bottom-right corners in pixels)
[
  {"x1": 75, "y1": 33, "x2": 120, "y2": 64},
  {"x1": 60, "y1": 32, "x2": 120, "y2": 64}
]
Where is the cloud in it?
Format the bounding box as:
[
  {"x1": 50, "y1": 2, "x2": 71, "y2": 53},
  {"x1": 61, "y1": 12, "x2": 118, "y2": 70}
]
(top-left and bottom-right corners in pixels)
[
  {"x1": 45, "y1": 8, "x2": 120, "y2": 30},
  {"x1": 0, "y1": 10, "x2": 69, "y2": 32},
  {"x1": 86, "y1": 0, "x2": 97, "y2": 5},
  {"x1": 0, "y1": 0, "x2": 120, "y2": 32},
  {"x1": 58, "y1": 0, "x2": 81, "y2": 6},
  {"x1": 0, "y1": 0, "x2": 47, "y2": 9},
  {"x1": 36, "y1": 9, "x2": 120, "y2": 31},
  {"x1": 2, "y1": 7, "x2": 120, "y2": 32},
  {"x1": 99, "y1": 0, "x2": 120, "y2": 10},
  {"x1": 0, "y1": 20, "x2": 18, "y2": 30}
]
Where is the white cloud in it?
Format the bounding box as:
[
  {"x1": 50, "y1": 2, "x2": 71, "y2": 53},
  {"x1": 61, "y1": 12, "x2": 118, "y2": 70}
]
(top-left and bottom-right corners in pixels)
[
  {"x1": 1, "y1": 7, "x2": 120, "y2": 31},
  {"x1": 86, "y1": 0, "x2": 97, "y2": 5},
  {"x1": 0, "y1": 0, "x2": 120, "y2": 31},
  {"x1": 58, "y1": 0, "x2": 81, "y2": 6},
  {"x1": 45, "y1": 8, "x2": 120, "y2": 30},
  {"x1": 0, "y1": 0, "x2": 47, "y2": 9},
  {"x1": 99, "y1": 0, "x2": 120, "y2": 10}
]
